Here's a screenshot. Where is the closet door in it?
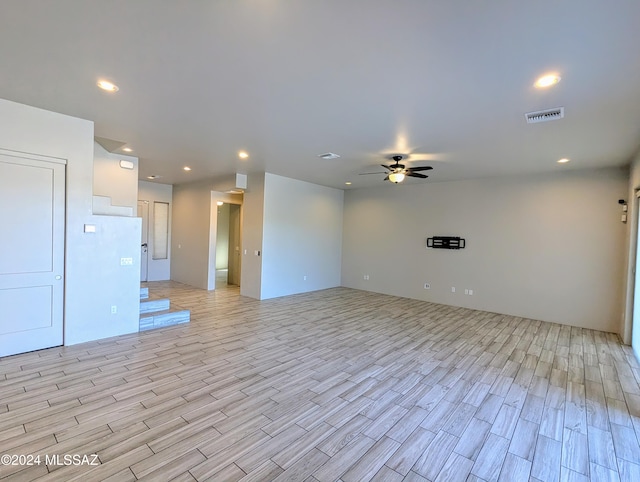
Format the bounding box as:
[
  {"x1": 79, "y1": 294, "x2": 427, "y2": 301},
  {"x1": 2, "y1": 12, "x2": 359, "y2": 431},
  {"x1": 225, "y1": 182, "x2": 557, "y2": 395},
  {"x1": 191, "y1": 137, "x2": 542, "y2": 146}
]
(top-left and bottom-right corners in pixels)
[{"x1": 0, "y1": 152, "x2": 65, "y2": 357}]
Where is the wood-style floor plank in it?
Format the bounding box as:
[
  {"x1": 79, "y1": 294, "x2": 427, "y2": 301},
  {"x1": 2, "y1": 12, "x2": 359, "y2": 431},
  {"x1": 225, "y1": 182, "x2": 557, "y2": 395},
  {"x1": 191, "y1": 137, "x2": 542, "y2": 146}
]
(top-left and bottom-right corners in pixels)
[{"x1": 0, "y1": 281, "x2": 638, "y2": 481}]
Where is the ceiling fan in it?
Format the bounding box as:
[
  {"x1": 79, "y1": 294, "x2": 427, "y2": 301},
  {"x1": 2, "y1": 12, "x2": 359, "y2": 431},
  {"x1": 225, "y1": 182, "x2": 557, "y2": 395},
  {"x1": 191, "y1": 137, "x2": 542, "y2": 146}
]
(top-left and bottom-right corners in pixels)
[{"x1": 360, "y1": 155, "x2": 433, "y2": 183}]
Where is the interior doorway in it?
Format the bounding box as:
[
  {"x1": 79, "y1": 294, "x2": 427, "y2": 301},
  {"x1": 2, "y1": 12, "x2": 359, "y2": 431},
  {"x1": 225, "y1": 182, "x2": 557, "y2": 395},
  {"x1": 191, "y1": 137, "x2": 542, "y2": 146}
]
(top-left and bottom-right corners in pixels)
[
  {"x1": 215, "y1": 202, "x2": 242, "y2": 288},
  {"x1": 228, "y1": 204, "x2": 241, "y2": 286}
]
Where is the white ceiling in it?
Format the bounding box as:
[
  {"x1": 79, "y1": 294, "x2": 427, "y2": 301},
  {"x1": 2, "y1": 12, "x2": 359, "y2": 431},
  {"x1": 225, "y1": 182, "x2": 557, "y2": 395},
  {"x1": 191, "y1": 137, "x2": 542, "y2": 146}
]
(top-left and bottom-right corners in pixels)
[{"x1": 2, "y1": 0, "x2": 640, "y2": 189}]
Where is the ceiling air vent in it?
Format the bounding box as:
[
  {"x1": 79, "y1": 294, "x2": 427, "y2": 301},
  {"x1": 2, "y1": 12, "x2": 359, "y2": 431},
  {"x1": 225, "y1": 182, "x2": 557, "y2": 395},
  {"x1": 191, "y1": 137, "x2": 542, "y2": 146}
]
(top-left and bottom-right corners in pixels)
[
  {"x1": 525, "y1": 107, "x2": 564, "y2": 124},
  {"x1": 318, "y1": 152, "x2": 341, "y2": 160}
]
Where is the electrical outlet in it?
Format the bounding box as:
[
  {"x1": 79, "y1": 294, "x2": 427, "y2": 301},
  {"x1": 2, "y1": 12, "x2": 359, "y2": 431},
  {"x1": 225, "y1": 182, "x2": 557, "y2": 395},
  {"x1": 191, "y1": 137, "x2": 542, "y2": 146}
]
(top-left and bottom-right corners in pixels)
[
  {"x1": 120, "y1": 257, "x2": 133, "y2": 266},
  {"x1": 464, "y1": 289, "x2": 469, "y2": 295},
  {"x1": 469, "y1": 289, "x2": 473, "y2": 295},
  {"x1": 451, "y1": 287, "x2": 456, "y2": 293},
  {"x1": 424, "y1": 283, "x2": 430, "y2": 289},
  {"x1": 111, "y1": 305, "x2": 117, "y2": 314},
  {"x1": 363, "y1": 274, "x2": 370, "y2": 280},
  {"x1": 303, "y1": 275, "x2": 307, "y2": 281}
]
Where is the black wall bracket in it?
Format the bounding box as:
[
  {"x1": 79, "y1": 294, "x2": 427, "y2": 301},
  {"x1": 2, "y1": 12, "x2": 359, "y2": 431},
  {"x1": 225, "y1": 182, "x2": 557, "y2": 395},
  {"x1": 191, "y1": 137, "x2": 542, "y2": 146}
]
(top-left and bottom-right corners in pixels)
[{"x1": 427, "y1": 236, "x2": 466, "y2": 249}]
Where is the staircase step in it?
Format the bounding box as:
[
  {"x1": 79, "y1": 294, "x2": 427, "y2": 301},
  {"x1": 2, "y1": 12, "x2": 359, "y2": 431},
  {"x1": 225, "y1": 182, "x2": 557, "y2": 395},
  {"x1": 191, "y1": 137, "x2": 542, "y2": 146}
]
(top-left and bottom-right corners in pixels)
[
  {"x1": 140, "y1": 309, "x2": 190, "y2": 331},
  {"x1": 140, "y1": 298, "x2": 170, "y2": 314},
  {"x1": 140, "y1": 287, "x2": 149, "y2": 300}
]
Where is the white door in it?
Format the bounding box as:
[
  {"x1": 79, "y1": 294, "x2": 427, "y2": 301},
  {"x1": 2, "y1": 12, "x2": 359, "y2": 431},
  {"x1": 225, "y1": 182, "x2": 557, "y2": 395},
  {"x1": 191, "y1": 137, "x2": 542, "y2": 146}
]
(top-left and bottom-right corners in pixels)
[
  {"x1": 138, "y1": 200, "x2": 149, "y2": 282},
  {"x1": 0, "y1": 152, "x2": 65, "y2": 357}
]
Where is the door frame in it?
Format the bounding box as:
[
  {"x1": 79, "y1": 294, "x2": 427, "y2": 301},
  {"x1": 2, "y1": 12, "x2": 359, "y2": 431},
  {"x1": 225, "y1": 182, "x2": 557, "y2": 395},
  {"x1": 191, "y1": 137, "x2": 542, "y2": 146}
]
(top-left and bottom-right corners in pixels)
[
  {"x1": 624, "y1": 191, "x2": 640, "y2": 356},
  {"x1": 137, "y1": 200, "x2": 150, "y2": 282},
  {"x1": 227, "y1": 203, "x2": 242, "y2": 286},
  {"x1": 208, "y1": 191, "x2": 243, "y2": 290}
]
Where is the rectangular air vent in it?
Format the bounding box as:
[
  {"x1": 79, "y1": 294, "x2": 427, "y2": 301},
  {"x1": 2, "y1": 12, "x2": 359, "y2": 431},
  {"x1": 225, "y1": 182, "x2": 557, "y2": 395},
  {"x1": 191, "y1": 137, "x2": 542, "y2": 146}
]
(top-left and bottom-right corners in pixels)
[
  {"x1": 318, "y1": 152, "x2": 341, "y2": 160},
  {"x1": 525, "y1": 107, "x2": 564, "y2": 124}
]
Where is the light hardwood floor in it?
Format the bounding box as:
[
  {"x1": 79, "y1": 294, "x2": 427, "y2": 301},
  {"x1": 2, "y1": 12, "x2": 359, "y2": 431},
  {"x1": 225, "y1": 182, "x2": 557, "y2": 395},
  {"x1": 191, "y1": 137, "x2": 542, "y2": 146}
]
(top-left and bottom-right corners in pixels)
[{"x1": 1, "y1": 281, "x2": 640, "y2": 481}]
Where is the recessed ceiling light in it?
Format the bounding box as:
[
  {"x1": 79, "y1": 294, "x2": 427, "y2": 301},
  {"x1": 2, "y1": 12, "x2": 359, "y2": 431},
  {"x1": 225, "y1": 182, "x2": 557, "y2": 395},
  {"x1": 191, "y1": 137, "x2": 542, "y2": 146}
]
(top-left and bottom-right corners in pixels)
[
  {"x1": 557, "y1": 158, "x2": 570, "y2": 164},
  {"x1": 345, "y1": 182, "x2": 352, "y2": 185},
  {"x1": 238, "y1": 151, "x2": 249, "y2": 159},
  {"x1": 147, "y1": 175, "x2": 161, "y2": 180},
  {"x1": 183, "y1": 166, "x2": 191, "y2": 171},
  {"x1": 97, "y1": 80, "x2": 119, "y2": 92},
  {"x1": 534, "y1": 74, "x2": 561, "y2": 89},
  {"x1": 122, "y1": 147, "x2": 132, "y2": 152}
]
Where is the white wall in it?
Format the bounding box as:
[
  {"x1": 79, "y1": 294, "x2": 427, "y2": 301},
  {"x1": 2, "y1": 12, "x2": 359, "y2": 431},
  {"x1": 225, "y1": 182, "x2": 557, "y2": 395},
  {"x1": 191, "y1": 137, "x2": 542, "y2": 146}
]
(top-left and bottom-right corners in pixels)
[
  {"x1": 94, "y1": 142, "x2": 139, "y2": 209},
  {"x1": 0, "y1": 98, "x2": 140, "y2": 346},
  {"x1": 261, "y1": 173, "x2": 344, "y2": 299},
  {"x1": 138, "y1": 180, "x2": 173, "y2": 281},
  {"x1": 342, "y1": 168, "x2": 627, "y2": 333}
]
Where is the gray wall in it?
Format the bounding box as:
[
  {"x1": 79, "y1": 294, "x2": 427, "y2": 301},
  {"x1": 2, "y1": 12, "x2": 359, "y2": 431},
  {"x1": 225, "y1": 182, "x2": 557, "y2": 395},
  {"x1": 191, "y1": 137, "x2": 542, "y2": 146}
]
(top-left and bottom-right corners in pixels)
[
  {"x1": 342, "y1": 168, "x2": 627, "y2": 332},
  {"x1": 171, "y1": 181, "x2": 212, "y2": 289},
  {"x1": 0, "y1": 98, "x2": 140, "y2": 345},
  {"x1": 261, "y1": 173, "x2": 343, "y2": 299},
  {"x1": 138, "y1": 180, "x2": 173, "y2": 281}
]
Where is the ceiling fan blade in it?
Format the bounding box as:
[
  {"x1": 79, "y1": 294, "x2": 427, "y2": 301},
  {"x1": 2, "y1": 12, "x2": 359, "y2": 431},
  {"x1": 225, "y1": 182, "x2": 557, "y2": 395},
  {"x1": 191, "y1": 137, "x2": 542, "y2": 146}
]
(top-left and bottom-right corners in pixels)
[
  {"x1": 383, "y1": 175, "x2": 390, "y2": 181},
  {"x1": 406, "y1": 172, "x2": 428, "y2": 179},
  {"x1": 406, "y1": 166, "x2": 433, "y2": 172},
  {"x1": 381, "y1": 164, "x2": 393, "y2": 171},
  {"x1": 359, "y1": 171, "x2": 386, "y2": 175}
]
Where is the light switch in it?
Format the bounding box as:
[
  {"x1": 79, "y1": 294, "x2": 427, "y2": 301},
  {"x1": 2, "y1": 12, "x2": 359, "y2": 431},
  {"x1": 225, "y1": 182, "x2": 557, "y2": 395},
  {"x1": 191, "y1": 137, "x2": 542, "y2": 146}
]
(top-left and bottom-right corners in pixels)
[{"x1": 84, "y1": 224, "x2": 96, "y2": 233}]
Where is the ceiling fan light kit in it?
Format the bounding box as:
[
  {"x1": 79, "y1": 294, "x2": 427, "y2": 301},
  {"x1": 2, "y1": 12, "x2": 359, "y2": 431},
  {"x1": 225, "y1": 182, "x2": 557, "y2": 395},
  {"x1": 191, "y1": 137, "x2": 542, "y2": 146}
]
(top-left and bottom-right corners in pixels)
[{"x1": 388, "y1": 172, "x2": 405, "y2": 183}]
